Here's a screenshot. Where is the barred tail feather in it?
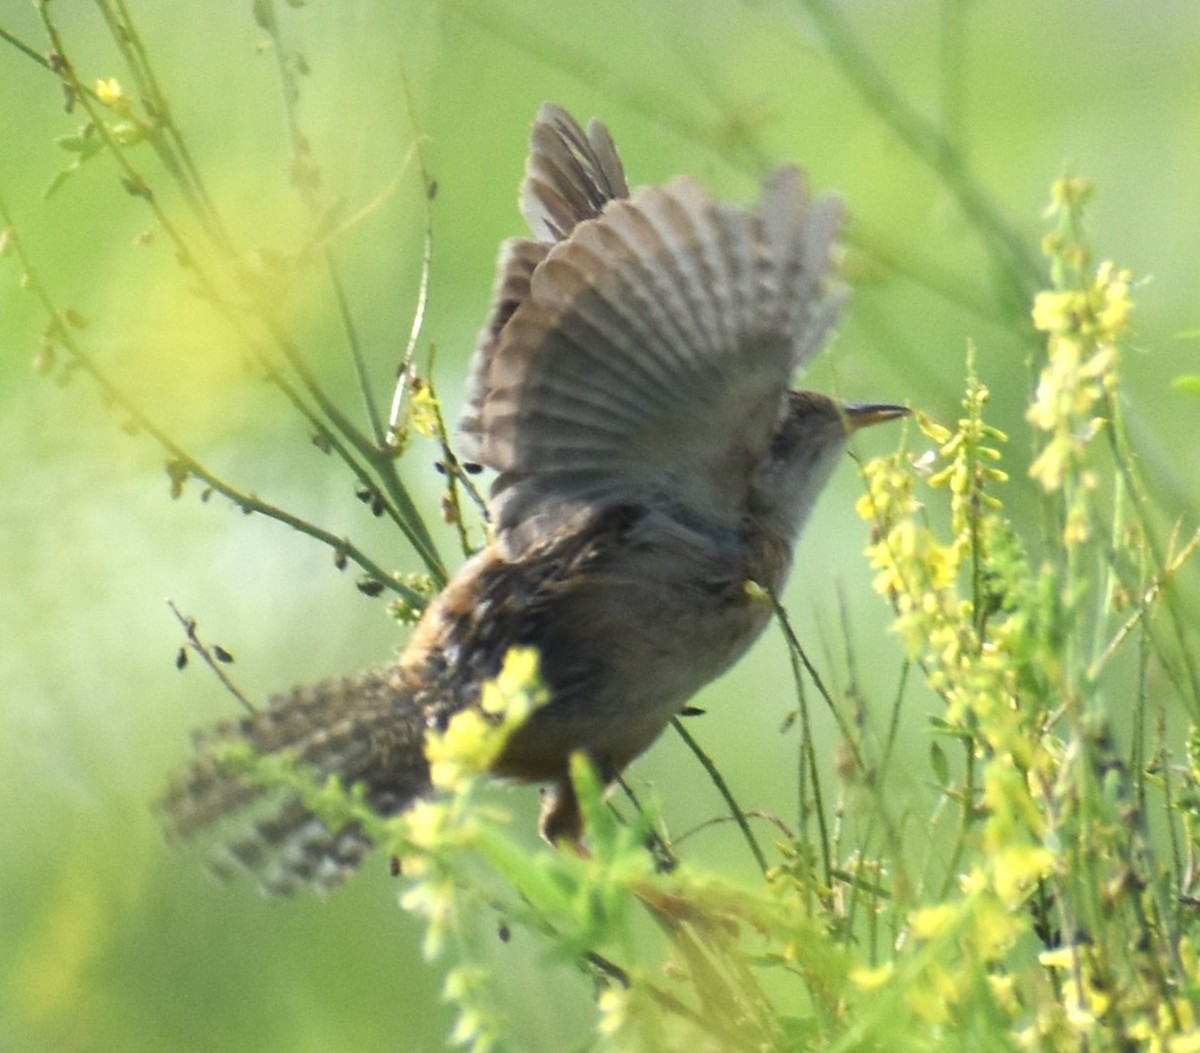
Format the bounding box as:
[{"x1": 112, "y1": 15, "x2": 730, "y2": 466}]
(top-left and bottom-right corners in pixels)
[{"x1": 160, "y1": 666, "x2": 431, "y2": 896}]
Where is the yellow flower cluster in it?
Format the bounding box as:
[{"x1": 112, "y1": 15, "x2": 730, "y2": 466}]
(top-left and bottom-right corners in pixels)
[
  {"x1": 857, "y1": 379, "x2": 1019, "y2": 744},
  {"x1": 407, "y1": 377, "x2": 441, "y2": 440},
  {"x1": 849, "y1": 178, "x2": 1195, "y2": 1050},
  {"x1": 400, "y1": 648, "x2": 549, "y2": 975},
  {"x1": 399, "y1": 844, "x2": 457, "y2": 957},
  {"x1": 856, "y1": 365, "x2": 1069, "y2": 1027},
  {"x1": 857, "y1": 417, "x2": 970, "y2": 679},
  {"x1": 424, "y1": 646, "x2": 547, "y2": 791},
  {"x1": 443, "y1": 966, "x2": 503, "y2": 1052},
  {"x1": 1027, "y1": 178, "x2": 1133, "y2": 545}
]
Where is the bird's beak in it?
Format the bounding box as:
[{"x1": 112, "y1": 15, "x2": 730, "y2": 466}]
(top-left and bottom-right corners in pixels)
[{"x1": 842, "y1": 402, "x2": 910, "y2": 433}]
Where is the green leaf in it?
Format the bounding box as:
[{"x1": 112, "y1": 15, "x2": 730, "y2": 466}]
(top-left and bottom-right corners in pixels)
[
  {"x1": 54, "y1": 133, "x2": 102, "y2": 159},
  {"x1": 930, "y1": 741, "x2": 950, "y2": 787},
  {"x1": 472, "y1": 825, "x2": 575, "y2": 920},
  {"x1": 1171, "y1": 375, "x2": 1200, "y2": 396}
]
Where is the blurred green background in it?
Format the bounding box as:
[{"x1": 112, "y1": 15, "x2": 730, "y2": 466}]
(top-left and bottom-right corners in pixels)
[{"x1": 2, "y1": 2, "x2": 1198, "y2": 1050}]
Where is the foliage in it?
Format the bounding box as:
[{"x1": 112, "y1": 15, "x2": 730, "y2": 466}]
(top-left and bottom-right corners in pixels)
[
  {"x1": 379, "y1": 182, "x2": 1200, "y2": 1052},
  {"x1": 357, "y1": 177, "x2": 1200, "y2": 1050},
  {"x1": 4, "y1": 4, "x2": 1200, "y2": 1053}
]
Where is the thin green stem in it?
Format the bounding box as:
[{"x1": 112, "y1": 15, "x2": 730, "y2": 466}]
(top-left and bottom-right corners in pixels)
[
  {"x1": 385, "y1": 223, "x2": 432, "y2": 448},
  {"x1": 168, "y1": 601, "x2": 257, "y2": 714},
  {"x1": 426, "y1": 370, "x2": 488, "y2": 559},
  {"x1": 780, "y1": 597, "x2": 832, "y2": 889},
  {"x1": 0, "y1": 23, "x2": 54, "y2": 70},
  {"x1": 770, "y1": 594, "x2": 867, "y2": 773},
  {"x1": 935, "y1": 738, "x2": 976, "y2": 902},
  {"x1": 0, "y1": 199, "x2": 425, "y2": 609},
  {"x1": 254, "y1": 5, "x2": 446, "y2": 582},
  {"x1": 670, "y1": 716, "x2": 769, "y2": 875},
  {"x1": 37, "y1": 5, "x2": 446, "y2": 584},
  {"x1": 327, "y1": 250, "x2": 386, "y2": 445},
  {"x1": 1104, "y1": 391, "x2": 1200, "y2": 717},
  {"x1": 386, "y1": 65, "x2": 436, "y2": 449},
  {"x1": 97, "y1": 0, "x2": 234, "y2": 253},
  {"x1": 253, "y1": 1, "x2": 386, "y2": 449},
  {"x1": 938, "y1": 0, "x2": 969, "y2": 157},
  {"x1": 446, "y1": 0, "x2": 1021, "y2": 331},
  {"x1": 1159, "y1": 720, "x2": 1186, "y2": 930},
  {"x1": 32, "y1": 15, "x2": 324, "y2": 434},
  {"x1": 847, "y1": 218, "x2": 1012, "y2": 330},
  {"x1": 878, "y1": 659, "x2": 910, "y2": 784},
  {"x1": 442, "y1": 0, "x2": 716, "y2": 156},
  {"x1": 798, "y1": 0, "x2": 1041, "y2": 302}
]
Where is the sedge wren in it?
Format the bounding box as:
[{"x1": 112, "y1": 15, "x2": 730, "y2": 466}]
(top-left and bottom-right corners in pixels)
[{"x1": 161, "y1": 104, "x2": 907, "y2": 894}]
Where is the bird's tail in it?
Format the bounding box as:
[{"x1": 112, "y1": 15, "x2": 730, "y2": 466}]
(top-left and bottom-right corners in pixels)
[{"x1": 160, "y1": 665, "x2": 431, "y2": 896}]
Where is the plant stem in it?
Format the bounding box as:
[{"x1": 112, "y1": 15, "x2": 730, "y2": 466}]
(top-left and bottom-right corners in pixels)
[
  {"x1": 670, "y1": 716, "x2": 769, "y2": 875},
  {"x1": 799, "y1": 0, "x2": 1041, "y2": 302},
  {"x1": 0, "y1": 199, "x2": 427, "y2": 609}
]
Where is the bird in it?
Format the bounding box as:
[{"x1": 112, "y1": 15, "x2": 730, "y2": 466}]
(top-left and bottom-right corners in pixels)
[{"x1": 160, "y1": 103, "x2": 907, "y2": 895}]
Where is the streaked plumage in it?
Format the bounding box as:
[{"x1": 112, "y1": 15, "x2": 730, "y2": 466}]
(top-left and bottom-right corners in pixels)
[{"x1": 161, "y1": 103, "x2": 903, "y2": 895}]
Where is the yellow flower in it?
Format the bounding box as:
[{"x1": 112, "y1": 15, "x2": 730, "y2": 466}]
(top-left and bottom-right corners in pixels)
[
  {"x1": 1028, "y1": 441, "x2": 1068, "y2": 493},
  {"x1": 1032, "y1": 290, "x2": 1082, "y2": 335},
  {"x1": 400, "y1": 873, "x2": 456, "y2": 959},
  {"x1": 1048, "y1": 176, "x2": 1094, "y2": 213},
  {"x1": 408, "y1": 380, "x2": 440, "y2": 439},
  {"x1": 94, "y1": 77, "x2": 132, "y2": 113},
  {"x1": 1176, "y1": 1000, "x2": 1198, "y2": 1033},
  {"x1": 480, "y1": 646, "x2": 546, "y2": 717},
  {"x1": 1061, "y1": 974, "x2": 1107, "y2": 1031},
  {"x1": 597, "y1": 988, "x2": 629, "y2": 1036},
  {"x1": 426, "y1": 710, "x2": 496, "y2": 789},
  {"x1": 991, "y1": 845, "x2": 1056, "y2": 905},
  {"x1": 1038, "y1": 947, "x2": 1075, "y2": 970},
  {"x1": 849, "y1": 963, "x2": 895, "y2": 991},
  {"x1": 1181, "y1": 936, "x2": 1200, "y2": 980},
  {"x1": 910, "y1": 902, "x2": 962, "y2": 941},
  {"x1": 916, "y1": 411, "x2": 952, "y2": 445},
  {"x1": 971, "y1": 893, "x2": 1024, "y2": 960},
  {"x1": 988, "y1": 973, "x2": 1020, "y2": 1016},
  {"x1": 905, "y1": 962, "x2": 961, "y2": 1024},
  {"x1": 425, "y1": 647, "x2": 548, "y2": 789},
  {"x1": 1063, "y1": 502, "x2": 1092, "y2": 546},
  {"x1": 403, "y1": 798, "x2": 450, "y2": 849},
  {"x1": 1095, "y1": 261, "x2": 1134, "y2": 336},
  {"x1": 1169, "y1": 1030, "x2": 1200, "y2": 1053}
]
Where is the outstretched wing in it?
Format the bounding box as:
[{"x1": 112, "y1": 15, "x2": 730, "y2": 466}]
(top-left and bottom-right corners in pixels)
[
  {"x1": 462, "y1": 105, "x2": 630, "y2": 451},
  {"x1": 521, "y1": 102, "x2": 630, "y2": 240},
  {"x1": 461, "y1": 107, "x2": 846, "y2": 553}
]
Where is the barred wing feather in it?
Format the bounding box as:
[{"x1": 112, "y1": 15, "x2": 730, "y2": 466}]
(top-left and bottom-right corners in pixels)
[{"x1": 464, "y1": 163, "x2": 846, "y2": 553}]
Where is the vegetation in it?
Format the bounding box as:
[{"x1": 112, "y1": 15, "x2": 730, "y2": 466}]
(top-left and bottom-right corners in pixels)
[
  {"x1": 3, "y1": 3, "x2": 1198, "y2": 1051},
  {"x1": 386, "y1": 182, "x2": 1200, "y2": 1050}
]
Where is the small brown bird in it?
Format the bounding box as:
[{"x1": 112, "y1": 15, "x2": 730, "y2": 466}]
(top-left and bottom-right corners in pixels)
[{"x1": 161, "y1": 104, "x2": 906, "y2": 895}]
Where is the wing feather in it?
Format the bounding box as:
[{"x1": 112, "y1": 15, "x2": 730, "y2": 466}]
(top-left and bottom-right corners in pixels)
[
  {"x1": 463, "y1": 106, "x2": 631, "y2": 460},
  {"x1": 459, "y1": 107, "x2": 847, "y2": 553},
  {"x1": 461, "y1": 238, "x2": 548, "y2": 451},
  {"x1": 522, "y1": 103, "x2": 630, "y2": 240}
]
